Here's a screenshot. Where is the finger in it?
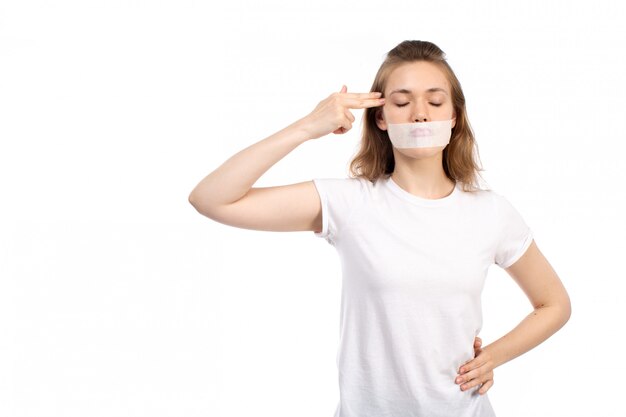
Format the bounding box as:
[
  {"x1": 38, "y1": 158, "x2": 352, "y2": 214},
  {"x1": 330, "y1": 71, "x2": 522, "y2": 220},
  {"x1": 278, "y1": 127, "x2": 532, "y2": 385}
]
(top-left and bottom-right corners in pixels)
[
  {"x1": 460, "y1": 377, "x2": 483, "y2": 392},
  {"x1": 478, "y1": 379, "x2": 494, "y2": 395},
  {"x1": 458, "y1": 368, "x2": 487, "y2": 391},
  {"x1": 340, "y1": 85, "x2": 347, "y2": 93},
  {"x1": 334, "y1": 120, "x2": 352, "y2": 134},
  {"x1": 340, "y1": 91, "x2": 383, "y2": 99},
  {"x1": 459, "y1": 358, "x2": 478, "y2": 374},
  {"x1": 456, "y1": 364, "x2": 478, "y2": 384},
  {"x1": 345, "y1": 109, "x2": 355, "y2": 123},
  {"x1": 341, "y1": 97, "x2": 386, "y2": 109},
  {"x1": 458, "y1": 365, "x2": 481, "y2": 385}
]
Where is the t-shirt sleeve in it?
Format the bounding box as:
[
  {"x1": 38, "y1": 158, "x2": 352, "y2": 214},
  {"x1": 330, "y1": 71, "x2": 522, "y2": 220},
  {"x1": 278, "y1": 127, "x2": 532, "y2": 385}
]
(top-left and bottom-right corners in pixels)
[
  {"x1": 311, "y1": 177, "x2": 366, "y2": 246},
  {"x1": 493, "y1": 193, "x2": 534, "y2": 269}
]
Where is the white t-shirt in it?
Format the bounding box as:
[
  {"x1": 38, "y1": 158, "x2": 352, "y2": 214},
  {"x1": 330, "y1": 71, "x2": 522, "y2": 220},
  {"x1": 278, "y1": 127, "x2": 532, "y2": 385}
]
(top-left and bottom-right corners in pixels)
[{"x1": 312, "y1": 175, "x2": 533, "y2": 417}]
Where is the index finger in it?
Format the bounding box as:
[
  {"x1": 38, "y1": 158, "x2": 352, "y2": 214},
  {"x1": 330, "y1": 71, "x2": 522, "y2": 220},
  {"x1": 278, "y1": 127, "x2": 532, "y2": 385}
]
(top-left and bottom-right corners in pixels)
[
  {"x1": 342, "y1": 96, "x2": 386, "y2": 109},
  {"x1": 341, "y1": 91, "x2": 383, "y2": 99}
]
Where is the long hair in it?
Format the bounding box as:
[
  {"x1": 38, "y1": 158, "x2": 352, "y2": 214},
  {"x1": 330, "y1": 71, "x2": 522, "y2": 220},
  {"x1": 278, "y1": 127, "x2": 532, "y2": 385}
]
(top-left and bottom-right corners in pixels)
[{"x1": 348, "y1": 40, "x2": 489, "y2": 192}]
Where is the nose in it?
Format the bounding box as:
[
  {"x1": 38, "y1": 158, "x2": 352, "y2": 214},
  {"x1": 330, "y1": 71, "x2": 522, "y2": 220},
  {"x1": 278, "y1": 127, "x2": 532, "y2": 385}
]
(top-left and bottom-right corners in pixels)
[{"x1": 412, "y1": 103, "x2": 428, "y2": 122}]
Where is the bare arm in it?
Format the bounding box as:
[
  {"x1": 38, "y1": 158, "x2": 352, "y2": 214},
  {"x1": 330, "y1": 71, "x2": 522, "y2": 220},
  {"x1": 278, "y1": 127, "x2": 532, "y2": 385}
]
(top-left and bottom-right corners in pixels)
[
  {"x1": 188, "y1": 118, "x2": 311, "y2": 213},
  {"x1": 483, "y1": 240, "x2": 572, "y2": 369},
  {"x1": 454, "y1": 240, "x2": 571, "y2": 394},
  {"x1": 188, "y1": 86, "x2": 385, "y2": 231}
]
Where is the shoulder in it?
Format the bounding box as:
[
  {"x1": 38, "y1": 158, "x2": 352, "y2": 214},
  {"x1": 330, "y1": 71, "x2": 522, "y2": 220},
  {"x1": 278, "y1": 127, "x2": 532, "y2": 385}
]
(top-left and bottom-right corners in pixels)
[
  {"x1": 454, "y1": 183, "x2": 525, "y2": 224},
  {"x1": 456, "y1": 181, "x2": 520, "y2": 205},
  {"x1": 312, "y1": 176, "x2": 372, "y2": 188},
  {"x1": 486, "y1": 188, "x2": 522, "y2": 214},
  {"x1": 311, "y1": 177, "x2": 375, "y2": 244},
  {"x1": 479, "y1": 188, "x2": 531, "y2": 232},
  {"x1": 456, "y1": 181, "x2": 500, "y2": 207},
  {"x1": 312, "y1": 176, "x2": 374, "y2": 198}
]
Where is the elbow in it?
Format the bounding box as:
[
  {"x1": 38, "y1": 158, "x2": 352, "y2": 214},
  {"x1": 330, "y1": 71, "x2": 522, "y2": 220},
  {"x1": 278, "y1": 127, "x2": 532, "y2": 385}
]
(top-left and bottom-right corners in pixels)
[
  {"x1": 188, "y1": 191, "x2": 208, "y2": 215},
  {"x1": 188, "y1": 192, "x2": 198, "y2": 208},
  {"x1": 552, "y1": 293, "x2": 572, "y2": 328},
  {"x1": 562, "y1": 295, "x2": 572, "y2": 324},
  {"x1": 188, "y1": 187, "x2": 209, "y2": 210},
  {"x1": 558, "y1": 286, "x2": 572, "y2": 324},
  {"x1": 188, "y1": 192, "x2": 219, "y2": 219},
  {"x1": 537, "y1": 293, "x2": 571, "y2": 328},
  {"x1": 188, "y1": 192, "x2": 200, "y2": 211}
]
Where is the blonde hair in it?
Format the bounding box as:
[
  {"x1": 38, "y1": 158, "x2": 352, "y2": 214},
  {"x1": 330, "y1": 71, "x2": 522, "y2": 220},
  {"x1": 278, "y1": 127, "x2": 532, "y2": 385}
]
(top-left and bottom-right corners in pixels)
[{"x1": 349, "y1": 40, "x2": 489, "y2": 192}]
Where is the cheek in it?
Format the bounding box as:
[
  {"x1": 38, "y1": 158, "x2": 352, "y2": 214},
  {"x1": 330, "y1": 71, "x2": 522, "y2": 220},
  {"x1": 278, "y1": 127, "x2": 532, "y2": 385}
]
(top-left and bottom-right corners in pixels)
[{"x1": 383, "y1": 105, "x2": 403, "y2": 120}]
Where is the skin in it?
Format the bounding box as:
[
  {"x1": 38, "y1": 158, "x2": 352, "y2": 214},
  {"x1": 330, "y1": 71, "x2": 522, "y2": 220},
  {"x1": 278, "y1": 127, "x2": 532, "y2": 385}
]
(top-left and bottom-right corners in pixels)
[
  {"x1": 190, "y1": 63, "x2": 571, "y2": 398},
  {"x1": 375, "y1": 61, "x2": 572, "y2": 395},
  {"x1": 374, "y1": 61, "x2": 496, "y2": 393},
  {"x1": 376, "y1": 61, "x2": 457, "y2": 200}
]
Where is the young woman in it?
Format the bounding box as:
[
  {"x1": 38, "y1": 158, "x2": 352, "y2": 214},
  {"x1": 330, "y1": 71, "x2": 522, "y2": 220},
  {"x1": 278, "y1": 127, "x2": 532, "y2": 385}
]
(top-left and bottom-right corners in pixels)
[{"x1": 189, "y1": 40, "x2": 571, "y2": 417}]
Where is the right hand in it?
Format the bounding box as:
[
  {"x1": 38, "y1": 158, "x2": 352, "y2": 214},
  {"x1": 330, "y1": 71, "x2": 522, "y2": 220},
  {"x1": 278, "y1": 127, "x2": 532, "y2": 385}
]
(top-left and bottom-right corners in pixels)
[{"x1": 297, "y1": 85, "x2": 386, "y2": 140}]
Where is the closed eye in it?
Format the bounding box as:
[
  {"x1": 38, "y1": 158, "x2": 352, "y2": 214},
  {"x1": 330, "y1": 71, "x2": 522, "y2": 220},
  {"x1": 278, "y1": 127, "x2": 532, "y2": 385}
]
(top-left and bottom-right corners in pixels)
[{"x1": 396, "y1": 103, "x2": 442, "y2": 107}]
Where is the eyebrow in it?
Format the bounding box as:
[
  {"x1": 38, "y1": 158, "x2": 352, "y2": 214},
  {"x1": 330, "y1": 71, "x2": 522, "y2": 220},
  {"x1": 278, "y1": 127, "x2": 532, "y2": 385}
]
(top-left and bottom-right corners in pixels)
[{"x1": 388, "y1": 87, "x2": 449, "y2": 96}]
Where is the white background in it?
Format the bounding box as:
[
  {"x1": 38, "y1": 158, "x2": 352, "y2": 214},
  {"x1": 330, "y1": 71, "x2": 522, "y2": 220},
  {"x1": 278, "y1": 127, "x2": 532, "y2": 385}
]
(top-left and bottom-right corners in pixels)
[{"x1": 1, "y1": 1, "x2": 624, "y2": 416}]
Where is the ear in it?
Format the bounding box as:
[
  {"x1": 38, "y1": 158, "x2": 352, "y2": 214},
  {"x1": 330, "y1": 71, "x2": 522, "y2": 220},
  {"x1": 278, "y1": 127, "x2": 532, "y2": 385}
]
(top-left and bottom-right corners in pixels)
[
  {"x1": 451, "y1": 111, "x2": 457, "y2": 129},
  {"x1": 375, "y1": 107, "x2": 387, "y2": 131}
]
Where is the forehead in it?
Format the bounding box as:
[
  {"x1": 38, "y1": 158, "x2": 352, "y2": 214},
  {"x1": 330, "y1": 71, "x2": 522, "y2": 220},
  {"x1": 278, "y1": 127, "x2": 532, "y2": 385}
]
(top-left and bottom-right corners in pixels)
[{"x1": 385, "y1": 61, "x2": 450, "y2": 95}]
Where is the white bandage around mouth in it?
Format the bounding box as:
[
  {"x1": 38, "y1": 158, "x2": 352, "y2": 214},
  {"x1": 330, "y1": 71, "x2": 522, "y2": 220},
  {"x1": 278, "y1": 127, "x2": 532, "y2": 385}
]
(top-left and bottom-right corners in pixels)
[{"x1": 387, "y1": 119, "x2": 453, "y2": 148}]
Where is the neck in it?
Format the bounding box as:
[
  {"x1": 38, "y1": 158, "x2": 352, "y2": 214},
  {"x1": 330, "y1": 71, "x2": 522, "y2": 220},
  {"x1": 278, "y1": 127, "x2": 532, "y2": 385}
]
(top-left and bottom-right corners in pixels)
[{"x1": 390, "y1": 150, "x2": 455, "y2": 200}]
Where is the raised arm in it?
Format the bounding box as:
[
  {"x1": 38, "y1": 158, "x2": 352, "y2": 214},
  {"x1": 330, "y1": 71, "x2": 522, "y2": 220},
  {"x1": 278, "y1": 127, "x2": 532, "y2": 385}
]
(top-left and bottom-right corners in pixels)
[
  {"x1": 188, "y1": 85, "x2": 385, "y2": 232},
  {"x1": 188, "y1": 119, "x2": 323, "y2": 232}
]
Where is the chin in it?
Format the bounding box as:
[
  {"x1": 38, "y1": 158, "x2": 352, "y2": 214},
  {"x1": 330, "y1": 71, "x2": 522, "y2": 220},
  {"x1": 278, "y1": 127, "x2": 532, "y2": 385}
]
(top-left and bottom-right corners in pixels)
[{"x1": 395, "y1": 146, "x2": 447, "y2": 159}]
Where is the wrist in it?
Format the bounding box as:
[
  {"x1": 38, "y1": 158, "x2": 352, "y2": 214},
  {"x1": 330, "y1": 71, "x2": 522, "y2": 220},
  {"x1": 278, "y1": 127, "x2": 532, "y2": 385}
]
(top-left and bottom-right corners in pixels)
[
  {"x1": 290, "y1": 117, "x2": 315, "y2": 143},
  {"x1": 482, "y1": 344, "x2": 504, "y2": 370}
]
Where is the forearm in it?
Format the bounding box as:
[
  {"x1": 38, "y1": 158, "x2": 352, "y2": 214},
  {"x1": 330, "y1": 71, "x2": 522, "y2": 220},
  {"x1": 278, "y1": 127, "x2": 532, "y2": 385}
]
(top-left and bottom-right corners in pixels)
[
  {"x1": 484, "y1": 304, "x2": 570, "y2": 369},
  {"x1": 189, "y1": 118, "x2": 312, "y2": 207}
]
